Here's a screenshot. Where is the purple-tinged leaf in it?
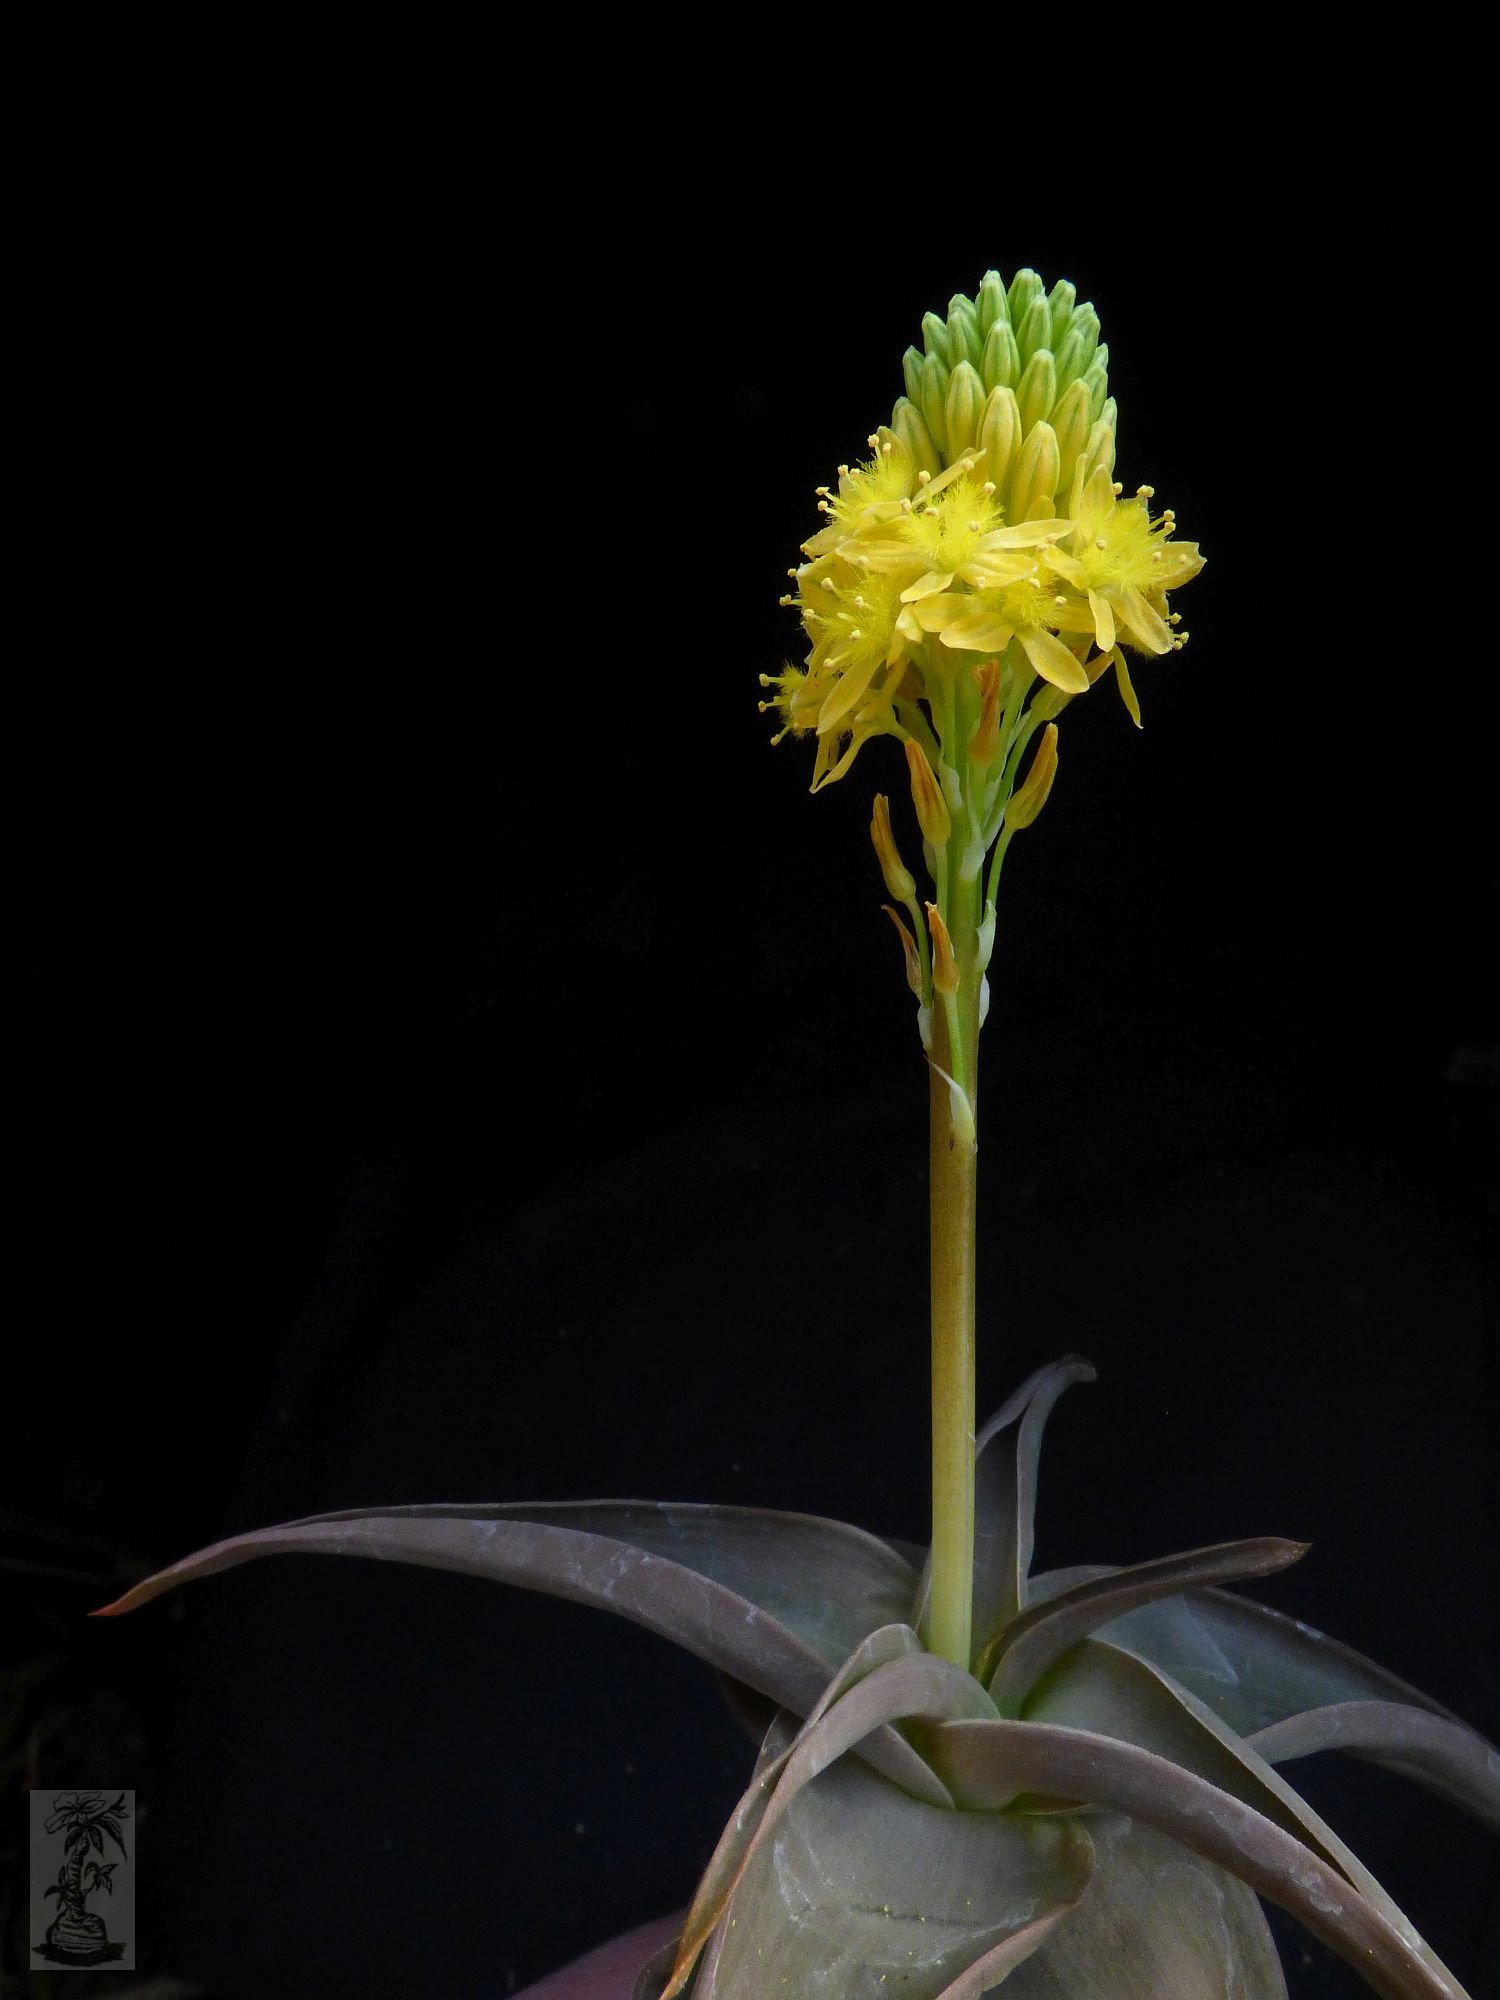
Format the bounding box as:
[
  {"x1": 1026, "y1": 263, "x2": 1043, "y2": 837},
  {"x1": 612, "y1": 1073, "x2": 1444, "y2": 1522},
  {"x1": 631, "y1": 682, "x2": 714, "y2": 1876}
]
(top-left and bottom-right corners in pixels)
[
  {"x1": 1250, "y1": 1700, "x2": 1500, "y2": 1832},
  {"x1": 665, "y1": 1633, "x2": 987, "y2": 1996},
  {"x1": 1021, "y1": 1640, "x2": 1463, "y2": 1990},
  {"x1": 95, "y1": 1503, "x2": 922, "y2": 1783},
  {"x1": 1034, "y1": 1565, "x2": 1478, "y2": 1739},
  {"x1": 924, "y1": 1897, "x2": 1086, "y2": 1998},
  {"x1": 983, "y1": 1537, "x2": 1308, "y2": 1711},
  {"x1": 994, "y1": 1816, "x2": 1288, "y2": 1999},
  {"x1": 690, "y1": 1736, "x2": 1093, "y2": 1999},
  {"x1": 927, "y1": 1716, "x2": 1469, "y2": 2000},
  {"x1": 914, "y1": 1356, "x2": 1095, "y2": 1653}
]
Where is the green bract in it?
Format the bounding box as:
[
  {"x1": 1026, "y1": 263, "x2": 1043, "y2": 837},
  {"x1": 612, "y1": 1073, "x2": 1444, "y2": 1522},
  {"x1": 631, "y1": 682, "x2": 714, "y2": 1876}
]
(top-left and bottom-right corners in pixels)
[{"x1": 97, "y1": 1359, "x2": 1497, "y2": 1998}]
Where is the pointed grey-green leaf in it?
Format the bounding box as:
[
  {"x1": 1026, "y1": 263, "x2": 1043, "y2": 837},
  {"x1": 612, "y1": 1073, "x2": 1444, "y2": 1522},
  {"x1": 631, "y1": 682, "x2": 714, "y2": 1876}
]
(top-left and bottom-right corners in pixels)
[
  {"x1": 1021, "y1": 1639, "x2": 1464, "y2": 1990},
  {"x1": 1250, "y1": 1699, "x2": 1500, "y2": 1831},
  {"x1": 995, "y1": 1816, "x2": 1288, "y2": 1999},
  {"x1": 985, "y1": 1537, "x2": 1307, "y2": 1712},
  {"x1": 97, "y1": 1502, "x2": 919, "y2": 1776},
  {"x1": 1038, "y1": 1566, "x2": 1474, "y2": 1738},
  {"x1": 667, "y1": 1637, "x2": 991, "y2": 1995},
  {"x1": 914, "y1": 1357, "x2": 1094, "y2": 1657},
  {"x1": 693, "y1": 1741, "x2": 1093, "y2": 1999},
  {"x1": 927, "y1": 1715, "x2": 1468, "y2": 2000}
]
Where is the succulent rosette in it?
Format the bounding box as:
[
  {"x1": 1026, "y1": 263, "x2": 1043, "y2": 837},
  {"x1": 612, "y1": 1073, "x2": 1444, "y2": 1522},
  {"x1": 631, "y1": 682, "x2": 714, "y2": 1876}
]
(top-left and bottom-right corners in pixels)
[{"x1": 96, "y1": 1359, "x2": 1497, "y2": 1996}]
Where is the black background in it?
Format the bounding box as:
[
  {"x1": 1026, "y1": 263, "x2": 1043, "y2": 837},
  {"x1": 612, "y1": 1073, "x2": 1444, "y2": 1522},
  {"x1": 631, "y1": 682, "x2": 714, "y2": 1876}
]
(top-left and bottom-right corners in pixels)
[{"x1": 6, "y1": 65, "x2": 1497, "y2": 2000}]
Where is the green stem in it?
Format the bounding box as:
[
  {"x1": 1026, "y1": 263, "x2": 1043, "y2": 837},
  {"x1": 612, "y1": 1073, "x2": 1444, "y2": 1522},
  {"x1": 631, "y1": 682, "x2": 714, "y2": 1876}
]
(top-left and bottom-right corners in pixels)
[{"x1": 927, "y1": 871, "x2": 981, "y2": 1672}]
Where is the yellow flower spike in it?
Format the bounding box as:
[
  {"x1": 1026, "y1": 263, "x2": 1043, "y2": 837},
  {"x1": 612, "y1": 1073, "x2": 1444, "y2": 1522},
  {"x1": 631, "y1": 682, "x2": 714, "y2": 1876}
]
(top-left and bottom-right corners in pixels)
[
  {"x1": 1007, "y1": 723, "x2": 1060, "y2": 830},
  {"x1": 870, "y1": 793, "x2": 918, "y2": 905},
  {"x1": 882, "y1": 905, "x2": 925, "y2": 997},
  {"x1": 925, "y1": 902, "x2": 960, "y2": 996},
  {"x1": 968, "y1": 661, "x2": 1002, "y2": 767},
  {"x1": 905, "y1": 739, "x2": 952, "y2": 847},
  {"x1": 774, "y1": 271, "x2": 1197, "y2": 795}
]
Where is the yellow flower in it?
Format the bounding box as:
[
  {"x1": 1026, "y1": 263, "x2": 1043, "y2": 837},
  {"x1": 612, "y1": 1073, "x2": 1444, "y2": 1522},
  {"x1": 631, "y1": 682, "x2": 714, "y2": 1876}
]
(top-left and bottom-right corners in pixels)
[
  {"x1": 910, "y1": 575, "x2": 1091, "y2": 695},
  {"x1": 768, "y1": 270, "x2": 1203, "y2": 786},
  {"x1": 1042, "y1": 466, "x2": 1204, "y2": 659}
]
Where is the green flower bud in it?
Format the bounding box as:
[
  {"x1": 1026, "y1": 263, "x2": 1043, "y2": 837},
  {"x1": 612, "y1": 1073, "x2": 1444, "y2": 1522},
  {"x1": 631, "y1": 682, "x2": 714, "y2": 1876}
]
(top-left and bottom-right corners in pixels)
[
  {"x1": 921, "y1": 310, "x2": 951, "y2": 366},
  {"x1": 1007, "y1": 418, "x2": 1060, "y2": 523},
  {"x1": 1006, "y1": 267, "x2": 1044, "y2": 325},
  {"x1": 978, "y1": 386, "x2": 1020, "y2": 493},
  {"x1": 1015, "y1": 295, "x2": 1054, "y2": 367},
  {"x1": 1069, "y1": 415, "x2": 1116, "y2": 508},
  {"x1": 1015, "y1": 347, "x2": 1058, "y2": 439},
  {"x1": 1050, "y1": 377, "x2": 1094, "y2": 497},
  {"x1": 890, "y1": 396, "x2": 942, "y2": 479},
  {"x1": 1046, "y1": 278, "x2": 1077, "y2": 348},
  {"x1": 917, "y1": 352, "x2": 952, "y2": 458},
  {"x1": 1082, "y1": 353, "x2": 1110, "y2": 423},
  {"x1": 1054, "y1": 307, "x2": 1100, "y2": 393},
  {"x1": 944, "y1": 360, "x2": 986, "y2": 461},
  {"x1": 902, "y1": 345, "x2": 926, "y2": 405},
  {"x1": 976, "y1": 270, "x2": 1009, "y2": 334},
  {"x1": 947, "y1": 298, "x2": 983, "y2": 373},
  {"x1": 981, "y1": 317, "x2": 1020, "y2": 391}
]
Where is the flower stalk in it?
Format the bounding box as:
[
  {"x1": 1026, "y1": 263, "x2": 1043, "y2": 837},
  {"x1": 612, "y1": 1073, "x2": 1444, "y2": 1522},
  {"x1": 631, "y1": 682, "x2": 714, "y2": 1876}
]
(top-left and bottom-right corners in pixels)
[{"x1": 768, "y1": 269, "x2": 1205, "y2": 1675}]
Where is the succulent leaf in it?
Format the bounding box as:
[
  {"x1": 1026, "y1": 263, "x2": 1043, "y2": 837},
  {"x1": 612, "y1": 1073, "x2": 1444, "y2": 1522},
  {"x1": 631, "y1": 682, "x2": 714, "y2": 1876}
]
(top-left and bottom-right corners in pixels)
[
  {"x1": 986, "y1": 1817, "x2": 1288, "y2": 1999},
  {"x1": 689, "y1": 1731, "x2": 1094, "y2": 1999},
  {"x1": 94, "y1": 1501, "x2": 922, "y2": 1785},
  {"x1": 1249, "y1": 1700, "x2": 1500, "y2": 1832},
  {"x1": 1018, "y1": 1637, "x2": 1464, "y2": 1990},
  {"x1": 983, "y1": 1536, "x2": 1309, "y2": 1710},
  {"x1": 926, "y1": 1717, "x2": 1469, "y2": 2000},
  {"x1": 1047, "y1": 1568, "x2": 1467, "y2": 1733},
  {"x1": 665, "y1": 1635, "x2": 996, "y2": 1996},
  {"x1": 913, "y1": 1356, "x2": 1095, "y2": 1652}
]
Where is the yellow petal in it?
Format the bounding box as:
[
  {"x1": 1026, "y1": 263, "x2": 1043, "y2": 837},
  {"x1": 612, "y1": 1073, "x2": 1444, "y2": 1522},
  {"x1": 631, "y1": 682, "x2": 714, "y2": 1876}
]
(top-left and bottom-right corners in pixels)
[
  {"x1": 899, "y1": 570, "x2": 957, "y2": 604},
  {"x1": 1151, "y1": 541, "x2": 1206, "y2": 589},
  {"x1": 910, "y1": 593, "x2": 975, "y2": 633},
  {"x1": 1017, "y1": 625, "x2": 1091, "y2": 693},
  {"x1": 958, "y1": 552, "x2": 1036, "y2": 588},
  {"x1": 1116, "y1": 585, "x2": 1173, "y2": 655},
  {"x1": 1039, "y1": 547, "x2": 1087, "y2": 588},
  {"x1": 980, "y1": 518, "x2": 1072, "y2": 550},
  {"x1": 1110, "y1": 645, "x2": 1142, "y2": 728},
  {"x1": 1074, "y1": 465, "x2": 1116, "y2": 542},
  {"x1": 816, "y1": 651, "x2": 884, "y2": 733},
  {"x1": 939, "y1": 613, "x2": 1016, "y2": 652},
  {"x1": 1087, "y1": 588, "x2": 1116, "y2": 653},
  {"x1": 850, "y1": 541, "x2": 934, "y2": 579}
]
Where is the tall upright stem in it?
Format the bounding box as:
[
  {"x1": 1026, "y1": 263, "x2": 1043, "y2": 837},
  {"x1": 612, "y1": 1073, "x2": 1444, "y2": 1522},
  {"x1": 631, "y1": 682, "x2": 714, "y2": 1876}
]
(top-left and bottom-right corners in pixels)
[{"x1": 926, "y1": 879, "x2": 981, "y2": 1671}]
